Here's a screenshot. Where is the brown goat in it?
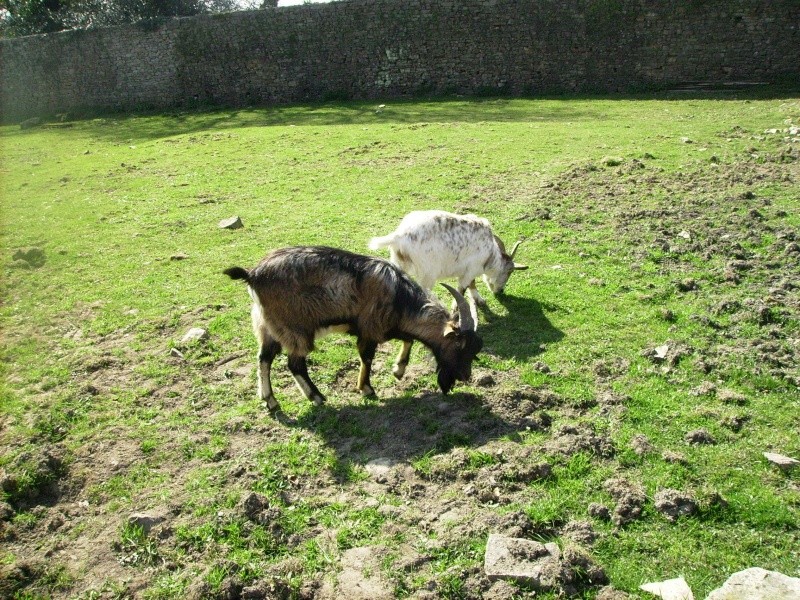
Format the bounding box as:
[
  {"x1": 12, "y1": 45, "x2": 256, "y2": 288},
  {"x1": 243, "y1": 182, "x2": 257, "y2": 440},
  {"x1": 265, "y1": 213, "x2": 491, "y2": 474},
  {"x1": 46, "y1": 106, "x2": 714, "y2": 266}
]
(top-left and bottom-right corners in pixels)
[{"x1": 224, "y1": 246, "x2": 482, "y2": 411}]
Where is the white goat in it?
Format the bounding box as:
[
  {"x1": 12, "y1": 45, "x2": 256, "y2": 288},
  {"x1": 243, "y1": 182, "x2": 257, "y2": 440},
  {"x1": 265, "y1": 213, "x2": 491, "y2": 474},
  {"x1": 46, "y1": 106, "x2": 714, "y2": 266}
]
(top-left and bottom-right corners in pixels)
[{"x1": 369, "y1": 210, "x2": 526, "y2": 378}]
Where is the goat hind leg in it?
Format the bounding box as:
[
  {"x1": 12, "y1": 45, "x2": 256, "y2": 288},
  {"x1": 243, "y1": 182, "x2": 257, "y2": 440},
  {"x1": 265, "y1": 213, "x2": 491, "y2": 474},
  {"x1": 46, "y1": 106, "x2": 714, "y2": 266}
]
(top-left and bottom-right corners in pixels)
[
  {"x1": 257, "y1": 339, "x2": 282, "y2": 411},
  {"x1": 356, "y1": 338, "x2": 378, "y2": 396},
  {"x1": 287, "y1": 354, "x2": 326, "y2": 406}
]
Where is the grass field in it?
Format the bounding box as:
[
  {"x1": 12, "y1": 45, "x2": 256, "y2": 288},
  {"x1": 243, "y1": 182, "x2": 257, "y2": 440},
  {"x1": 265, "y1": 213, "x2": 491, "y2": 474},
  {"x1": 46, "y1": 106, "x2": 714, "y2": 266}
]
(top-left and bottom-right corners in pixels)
[{"x1": 1, "y1": 90, "x2": 799, "y2": 599}]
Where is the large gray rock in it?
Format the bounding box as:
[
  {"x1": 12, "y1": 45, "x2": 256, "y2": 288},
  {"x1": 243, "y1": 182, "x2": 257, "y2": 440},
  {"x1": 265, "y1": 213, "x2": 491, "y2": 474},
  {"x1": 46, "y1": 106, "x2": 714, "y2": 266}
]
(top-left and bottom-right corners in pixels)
[
  {"x1": 483, "y1": 533, "x2": 561, "y2": 590},
  {"x1": 705, "y1": 567, "x2": 800, "y2": 600}
]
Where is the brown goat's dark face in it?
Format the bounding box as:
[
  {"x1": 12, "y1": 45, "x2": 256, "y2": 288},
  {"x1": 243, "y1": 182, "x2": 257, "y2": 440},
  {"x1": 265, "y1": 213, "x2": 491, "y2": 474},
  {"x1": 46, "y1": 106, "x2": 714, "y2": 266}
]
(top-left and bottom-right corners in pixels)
[{"x1": 436, "y1": 330, "x2": 483, "y2": 394}]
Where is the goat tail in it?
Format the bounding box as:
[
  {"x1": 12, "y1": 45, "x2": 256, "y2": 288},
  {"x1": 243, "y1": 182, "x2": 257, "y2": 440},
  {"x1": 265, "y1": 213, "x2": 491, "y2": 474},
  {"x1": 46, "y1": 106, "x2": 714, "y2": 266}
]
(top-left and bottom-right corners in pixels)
[
  {"x1": 223, "y1": 266, "x2": 250, "y2": 282},
  {"x1": 368, "y1": 233, "x2": 396, "y2": 251}
]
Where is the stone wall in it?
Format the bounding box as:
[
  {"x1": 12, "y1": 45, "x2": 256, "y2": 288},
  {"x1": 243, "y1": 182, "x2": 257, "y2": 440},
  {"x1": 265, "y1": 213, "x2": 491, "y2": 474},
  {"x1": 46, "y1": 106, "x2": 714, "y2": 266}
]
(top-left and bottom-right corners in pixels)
[{"x1": 2, "y1": 0, "x2": 798, "y2": 122}]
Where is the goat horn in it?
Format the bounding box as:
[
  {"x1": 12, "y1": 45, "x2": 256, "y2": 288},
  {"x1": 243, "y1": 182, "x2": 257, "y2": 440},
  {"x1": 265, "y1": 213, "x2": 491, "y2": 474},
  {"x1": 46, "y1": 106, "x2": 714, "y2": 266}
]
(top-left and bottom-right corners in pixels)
[
  {"x1": 441, "y1": 283, "x2": 475, "y2": 332},
  {"x1": 509, "y1": 240, "x2": 522, "y2": 259}
]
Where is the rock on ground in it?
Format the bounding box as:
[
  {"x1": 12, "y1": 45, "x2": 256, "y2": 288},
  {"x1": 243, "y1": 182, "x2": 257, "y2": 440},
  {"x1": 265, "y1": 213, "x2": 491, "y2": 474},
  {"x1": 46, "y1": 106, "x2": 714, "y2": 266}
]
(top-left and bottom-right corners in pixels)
[
  {"x1": 640, "y1": 576, "x2": 694, "y2": 599},
  {"x1": 483, "y1": 533, "x2": 561, "y2": 590},
  {"x1": 219, "y1": 216, "x2": 243, "y2": 229},
  {"x1": 705, "y1": 567, "x2": 800, "y2": 600},
  {"x1": 180, "y1": 327, "x2": 208, "y2": 345},
  {"x1": 763, "y1": 452, "x2": 799, "y2": 472}
]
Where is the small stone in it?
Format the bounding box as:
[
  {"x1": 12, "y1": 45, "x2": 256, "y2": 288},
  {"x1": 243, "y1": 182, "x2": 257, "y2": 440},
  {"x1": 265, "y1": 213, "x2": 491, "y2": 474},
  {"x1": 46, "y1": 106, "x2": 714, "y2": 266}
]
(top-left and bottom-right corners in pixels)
[
  {"x1": 180, "y1": 327, "x2": 208, "y2": 345},
  {"x1": 219, "y1": 216, "x2": 243, "y2": 229},
  {"x1": 128, "y1": 510, "x2": 167, "y2": 533},
  {"x1": 640, "y1": 576, "x2": 694, "y2": 599},
  {"x1": 763, "y1": 452, "x2": 799, "y2": 472},
  {"x1": 653, "y1": 344, "x2": 670, "y2": 360},
  {"x1": 170, "y1": 253, "x2": 189, "y2": 261}
]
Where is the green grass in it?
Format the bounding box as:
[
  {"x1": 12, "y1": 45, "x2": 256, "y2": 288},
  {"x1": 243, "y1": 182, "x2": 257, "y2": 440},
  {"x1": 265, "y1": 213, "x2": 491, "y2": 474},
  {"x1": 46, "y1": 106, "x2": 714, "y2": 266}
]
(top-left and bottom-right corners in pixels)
[{"x1": 1, "y1": 90, "x2": 799, "y2": 598}]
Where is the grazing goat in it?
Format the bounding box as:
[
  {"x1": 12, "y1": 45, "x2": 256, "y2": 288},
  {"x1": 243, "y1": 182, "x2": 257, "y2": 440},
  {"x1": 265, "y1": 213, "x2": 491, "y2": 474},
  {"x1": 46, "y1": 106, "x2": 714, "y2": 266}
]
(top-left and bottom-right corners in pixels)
[
  {"x1": 224, "y1": 246, "x2": 482, "y2": 411},
  {"x1": 368, "y1": 210, "x2": 526, "y2": 378}
]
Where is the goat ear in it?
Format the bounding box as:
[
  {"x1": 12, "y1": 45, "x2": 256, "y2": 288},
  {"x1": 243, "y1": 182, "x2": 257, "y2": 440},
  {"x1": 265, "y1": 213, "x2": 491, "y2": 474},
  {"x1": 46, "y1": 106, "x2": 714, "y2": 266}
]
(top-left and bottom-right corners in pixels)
[
  {"x1": 443, "y1": 321, "x2": 459, "y2": 337},
  {"x1": 513, "y1": 263, "x2": 529, "y2": 271}
]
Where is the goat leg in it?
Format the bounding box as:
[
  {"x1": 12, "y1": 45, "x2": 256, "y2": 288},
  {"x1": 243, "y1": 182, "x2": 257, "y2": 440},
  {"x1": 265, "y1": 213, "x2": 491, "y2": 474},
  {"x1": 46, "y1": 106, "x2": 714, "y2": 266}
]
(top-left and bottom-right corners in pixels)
[
  {"x1": 467, "y1": 280, "x2": 487, "y2": 308},
  {"x1": 356, "y1": 338, "x2": 378, "y2": 396},
  {"x1": 258, "y1": 340, "x2": 282, "y2": 411},
  {"x1": 287, "y1": 354, "x2": 326, "y2": 405},
  {"x1": 393, "y1": 340, "x2": 413, "y2": 379}
]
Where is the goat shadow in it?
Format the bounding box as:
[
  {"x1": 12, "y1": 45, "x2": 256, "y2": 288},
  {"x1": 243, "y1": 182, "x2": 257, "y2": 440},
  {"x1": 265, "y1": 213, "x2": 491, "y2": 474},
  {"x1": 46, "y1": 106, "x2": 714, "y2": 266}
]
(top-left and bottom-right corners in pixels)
[
  {"x1": 277, "y1": 389, "x2": 534, "y2": 479},
  {"x1": 477, "y1": 293, "x2": 564, "y2": 361}
]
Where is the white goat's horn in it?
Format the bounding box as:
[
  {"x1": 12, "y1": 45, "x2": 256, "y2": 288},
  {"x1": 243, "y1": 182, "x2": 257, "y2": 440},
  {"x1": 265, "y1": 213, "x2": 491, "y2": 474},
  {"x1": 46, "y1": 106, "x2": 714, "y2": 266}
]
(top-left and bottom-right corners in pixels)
[
  {"x1": 441, "y1": 283, "x2": 475, "y2": 332},
  {"x1": 509, "y1": 240, "x2": 522, "y2": 259}
]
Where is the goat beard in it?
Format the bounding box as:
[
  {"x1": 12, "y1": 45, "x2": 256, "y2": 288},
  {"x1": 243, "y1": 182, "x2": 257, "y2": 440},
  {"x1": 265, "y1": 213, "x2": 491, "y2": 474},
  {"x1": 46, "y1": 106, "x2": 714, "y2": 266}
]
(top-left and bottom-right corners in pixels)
[{"x1": 437, "y1": 369, "x2": 456, "y2": 395}]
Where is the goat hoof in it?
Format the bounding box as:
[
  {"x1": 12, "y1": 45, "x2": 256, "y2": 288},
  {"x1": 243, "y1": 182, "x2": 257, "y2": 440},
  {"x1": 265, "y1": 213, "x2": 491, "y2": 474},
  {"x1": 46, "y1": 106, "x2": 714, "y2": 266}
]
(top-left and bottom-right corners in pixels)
[
  {"x1": 312, "y1": 395, "x2": 326, "y2": 406},
  {"x1": 392, "y1": 365, "x2": 406, "y2": 380},
  {"x1": 263, "y1": 396, "x2": 280, "y2": 412},
  {"x1": 359, "y1": 385, "x2": 376, "y2": 397}
]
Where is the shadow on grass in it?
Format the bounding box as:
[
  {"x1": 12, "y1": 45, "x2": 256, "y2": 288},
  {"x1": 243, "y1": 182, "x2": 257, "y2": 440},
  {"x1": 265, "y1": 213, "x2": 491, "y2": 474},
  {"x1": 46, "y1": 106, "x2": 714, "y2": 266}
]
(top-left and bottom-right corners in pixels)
[
  {"x1": 64, "y1": 96, "x2": 605, "y2": 143},
  {"x1": 33, "y1": 83, "x2": 800, "y2": 143},
  {"x1": 480, "y1": 293, "x2": 564, "y2": 361},
  {"x1": 278, "y1": 389, "x2": 529, "y2": 477}
]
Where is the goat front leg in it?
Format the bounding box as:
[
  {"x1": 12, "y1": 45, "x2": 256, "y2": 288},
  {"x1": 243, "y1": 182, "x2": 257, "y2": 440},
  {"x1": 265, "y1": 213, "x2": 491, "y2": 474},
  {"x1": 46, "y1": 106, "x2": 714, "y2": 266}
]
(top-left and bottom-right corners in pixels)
[
  {"x1": 467, "y1": 279, "x2": 487, "y2": 308},
  {"x1": 287, "y1": 354, "x2": 326, "y2": 406},
  {"x1": 356, "y1": 338, "x2": 378, "y2": 396},
  {"x1": 393, "y1": 340, "x2": 413, "y2": 380},
  {"x1": 258, "y1": 339, "x2": 282, "y2": 411}
]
